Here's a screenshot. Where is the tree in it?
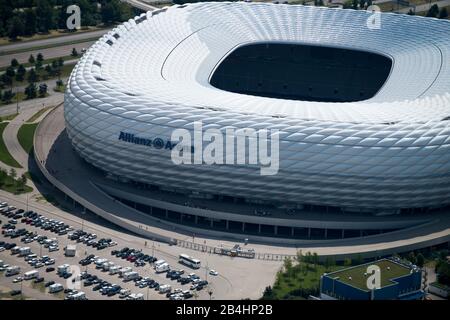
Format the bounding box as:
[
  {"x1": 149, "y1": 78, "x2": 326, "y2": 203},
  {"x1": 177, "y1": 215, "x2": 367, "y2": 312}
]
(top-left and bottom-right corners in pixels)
[
  {"x1": 38, "y1": 83, "x2": 48, "y2": 97},
  {"x1": 1, "y1": 73, "x2": 12, "y2": 87},
  {"x1": 58, "y1": 57, "x2": 64, "y2": 67},
  {"x1": 5, "y1": 66, "x2": 15, "y2": 78},
  {"x1": 18, "y1": 173, "x2": 27, "y2": 189},
  {"x1": 16, "y1": 64, "x2": 26, "y2": 82},
  {"x1": 416, "y1": 253, "x2": 425, "y2": 268},
  {"x1": 56, "y1": 79, "x2": 64, "y2": 87},
  {"x1": 426, "y1": 4, "x2": 440, "y2": 18},
  {"x1": 51, "y1": 60, "x2": 58, "y2": 70},
  {"x1": 36, "y1": 0, "x2": 54, "y2": 33},
  {"x1": 1, "y1": 89, "x2": 14, "y2": 103},
  {"x1": 407, "y1": 251, "x2": 416, "y2": 265},
  {"x1": 101, "y1": 0, "x2": 131, "y2": 25},
  {"x1": 11, "y1": 58, "x2": 19, "y2": 68},
  {"x1": 436, "y1": 257, "x2": 450, "y2": 286},
  {"x1": 28, "y1": 54, "x2": 35, "y2": 65},
  {"x1": 283, "y1": 257, "x2": 293, "y2": 275},
  {"x1": 37, "y1": 53, "x2": 44, "y2": 63},
  {"x1": 27, "y1": 68, "x2": 39, "y2": 83},
  {"x1": 296, "y1": 250, "x2": 303, "y2": 264},
  {"x1": 9, "y1": 168, "x2": 17, "y2": 180},
  {"x1": 23, "y1": 8, "x2": 37, "y2": 36},
  {"x1": 45, "y1": 64, "x2": 52, "y2": 76},
  {"x1": 261, "y1": 286, "x2": 275, "y2": 300},
  {"x1": 25, "y1": 83, "x2": 37, "y2": 99},
  {"x1": 439, "y1": 7, "x2": 448, "y2": 19},
  {"x1": 71, "y1": 48, "x2": 78, "y2": 57},
  {"x1": 7, "y1": 16, "x2": 25, "y2": 40}
]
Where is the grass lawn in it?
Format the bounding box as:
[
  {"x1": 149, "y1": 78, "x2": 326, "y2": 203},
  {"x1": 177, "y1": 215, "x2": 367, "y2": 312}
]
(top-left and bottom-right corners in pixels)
[
  {"x1": 53, "y1": 84, "x2": 66, "y2": 93},
  {"x1": 0, "y1": 173, "x2": 33, "y2": 194},
  {"x1": 0, "y1": 113, "x2": 18, "y2": 121},
  {"x1": 17, "y1": 123, "x2": 38, "y2": 154},
  {"x1": 270, "y1": 262, "x2": 343, "y2": 299},
  {"x1": 0, "y1": 122, "x2": 22, "y2": 168},
  {"x1": 326, "y1": 259, "x2": 410, "y2": 291},
  {"x1": 0, "y1": 55, "x2": 76, "y2": 72},
  {"x1": 27, "y1": 106, "x2": 54, "y2": 123}
]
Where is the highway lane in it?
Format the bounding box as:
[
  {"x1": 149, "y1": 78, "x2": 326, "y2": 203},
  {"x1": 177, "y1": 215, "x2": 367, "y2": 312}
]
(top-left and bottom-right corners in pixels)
[
  {"x1": 0, "y1": 42, "x2": 93, "y2": 68},
  {"x1": 0, "y1": 30, "x2": 109, "y2": 55}
]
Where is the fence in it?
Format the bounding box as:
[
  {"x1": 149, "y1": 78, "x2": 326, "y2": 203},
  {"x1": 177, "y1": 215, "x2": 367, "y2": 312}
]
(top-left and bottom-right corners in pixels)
[{"x1": 176, "y1": 239, "x2": 297, "y2": 261}]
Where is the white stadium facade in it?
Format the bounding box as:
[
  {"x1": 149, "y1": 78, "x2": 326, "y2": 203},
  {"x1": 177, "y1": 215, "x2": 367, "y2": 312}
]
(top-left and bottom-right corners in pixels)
[{"x1": 62, "y1": 2, "x2": 450, "y2": 243}]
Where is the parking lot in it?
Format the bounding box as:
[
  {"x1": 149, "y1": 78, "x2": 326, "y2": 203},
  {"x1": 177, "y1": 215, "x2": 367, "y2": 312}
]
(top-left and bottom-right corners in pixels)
[{"x1": 0, "y1": 198, "x2": 281, "y2": 300}]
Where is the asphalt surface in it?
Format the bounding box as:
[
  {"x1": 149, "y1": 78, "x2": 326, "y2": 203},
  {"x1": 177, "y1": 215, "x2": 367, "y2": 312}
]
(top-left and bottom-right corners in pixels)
[
  {"x1": 0, "y1": 190, "x2": 281, "y2": 300},
  {"x1": 0, "y1": 30, "x2": 109, "y2": 55},
  {"x1": 0, "y1": 42, "x2": 93, "y2": 68}
]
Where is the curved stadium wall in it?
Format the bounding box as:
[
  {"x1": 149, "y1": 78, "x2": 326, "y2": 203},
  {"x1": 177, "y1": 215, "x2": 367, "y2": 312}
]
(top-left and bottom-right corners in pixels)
[{"x1": 64, "y1": 2, "x2": 450, "y2": 214}]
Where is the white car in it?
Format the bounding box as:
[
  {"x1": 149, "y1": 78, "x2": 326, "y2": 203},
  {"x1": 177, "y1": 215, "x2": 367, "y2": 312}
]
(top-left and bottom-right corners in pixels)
[
  {"x1": 209, "y1": 270, "x2": 219, "y2": 276},
  {"x1": 13, "y1": 277, "x2": 23, "y2": 283},
  {"x1": 49, "y1": 246, "x2": 59, "y2": 252},
  {"x1": 0, "y1": 247, "x2": 6, "y2": 252}
]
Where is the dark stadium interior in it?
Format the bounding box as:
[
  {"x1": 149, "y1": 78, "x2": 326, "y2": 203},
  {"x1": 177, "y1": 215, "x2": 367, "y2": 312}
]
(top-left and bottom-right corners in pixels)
[{"x1": 210, "y1": 42, "x2": 393, "y2": 102}]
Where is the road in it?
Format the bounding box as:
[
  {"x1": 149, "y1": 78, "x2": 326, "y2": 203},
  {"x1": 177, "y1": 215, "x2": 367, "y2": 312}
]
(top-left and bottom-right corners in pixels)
[
  {"x1": 0, "y1": 30, "x2": 109, "y2": 55},
  {"x1": 398, "y1": 0, "x2": 450, "y2": 12},
  {"x1": 0, "y1": 42, "x2": 93, "y2": 68}
]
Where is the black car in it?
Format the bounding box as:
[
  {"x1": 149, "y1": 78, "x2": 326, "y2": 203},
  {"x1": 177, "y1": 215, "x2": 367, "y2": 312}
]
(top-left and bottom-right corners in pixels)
[
  {"x1": 45, "y1": 281, "x2": 55, "y2": 287},
  {"x1": 10, "y1": 290, "x2": 21, "y2": 296},
  {"x1": 34, "y1": 277, "x2": 44, "y2": 283},
  {"x1": 93, "y1": 284, "x2": 102, "y2": 291},
  {"x1": 84, "y1": 280, "x2": 93, "y2": 286},
  {"x1": 46, "y1": 267, "x2": 55, "y2": 272}
]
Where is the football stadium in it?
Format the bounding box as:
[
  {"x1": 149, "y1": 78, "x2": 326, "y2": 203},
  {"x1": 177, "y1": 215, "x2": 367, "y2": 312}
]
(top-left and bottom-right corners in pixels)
[{"x1": 56, "y1": 2, "x2": 450, "y2": 245}]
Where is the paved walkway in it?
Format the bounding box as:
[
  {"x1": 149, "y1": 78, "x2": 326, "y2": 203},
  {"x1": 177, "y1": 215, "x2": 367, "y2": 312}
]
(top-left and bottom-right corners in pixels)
[{"x1": 2, "y1": 104, "x2": 54, "y2": 171}]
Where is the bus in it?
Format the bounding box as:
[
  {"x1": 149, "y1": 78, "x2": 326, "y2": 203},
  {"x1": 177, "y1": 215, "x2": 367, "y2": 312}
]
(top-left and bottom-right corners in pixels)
[{"x1": 178, "y1": 254, "x2": 201, "y2": 269}]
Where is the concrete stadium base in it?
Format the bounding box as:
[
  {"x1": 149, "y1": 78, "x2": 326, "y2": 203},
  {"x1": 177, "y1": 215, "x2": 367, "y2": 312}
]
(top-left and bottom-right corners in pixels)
[{"x1": 33, "y1": 105, "x2": 450, "y2": 260}]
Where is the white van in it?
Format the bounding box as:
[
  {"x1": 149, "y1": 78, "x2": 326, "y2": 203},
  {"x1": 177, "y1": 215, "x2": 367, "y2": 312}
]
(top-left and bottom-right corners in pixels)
[
  {"x1": 19, "y1": 247, "x2": 31, "y2": 257},
  {"x1": 25, "y1": 254, "x2": 37, "y2": 261},
  {"x1": 109, "y1": 266, "x2": 121, "y2": 275},
  {"x1": 11, "y1": 246, "x2": 21, "y2": 254},
  {"x1": 57, "y1": 264, "x2": 70, "y2": 275},
  {"x1": 68, "y1": 292, "x2": 86, "y2": 300},
  {"x1": 123, "y1": 271, "x2": 139, "y2": 281},
  {"x1": 0, "y1": 260, "x2": 3, "y2": 267},
  {"x1": 127, "y1": 293, "x2": 144, "y2": 300},
  {"x1": 49, "y1": 283, "x2": 64, "y2": 293},
  {"x1": 24, "y1": 270, "x2": 39, "y2": 280},
  {"x1": 119, "y1": 267, "x2": 132, "y2": 277},
  {"x1": 159, "y1": 284, "x2": 171, "y2": 294},
  {"x1": 119, "y1": 289, "x2": 131, "y2": 298},
  {"x1": 102, "y1": 262, "x2": 114, "y2": 271},
  {"x1": 155, "y1": 263, "x2": 170, "y2": 273},
  {"x1": 154, "y1": 260, "x2": 166, "y2": 268},
  {"x1": 5, "y1": 266, "x2": 20, "y2": 276}
]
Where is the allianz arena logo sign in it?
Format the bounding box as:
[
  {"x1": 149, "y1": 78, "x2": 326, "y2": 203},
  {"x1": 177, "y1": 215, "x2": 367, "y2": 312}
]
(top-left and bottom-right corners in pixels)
[
  {"x1": 118, "y1": 121, "x2": 280, "y2": 176},
  {"x1": 118, "y1": 131, "x2": 180, "y2": 151}
]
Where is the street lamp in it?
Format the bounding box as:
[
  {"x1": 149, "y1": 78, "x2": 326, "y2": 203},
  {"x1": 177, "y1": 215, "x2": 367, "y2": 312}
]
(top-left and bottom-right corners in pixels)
[{"x1": 15, "y1": 87, "x2": 19, "y2": 114}]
